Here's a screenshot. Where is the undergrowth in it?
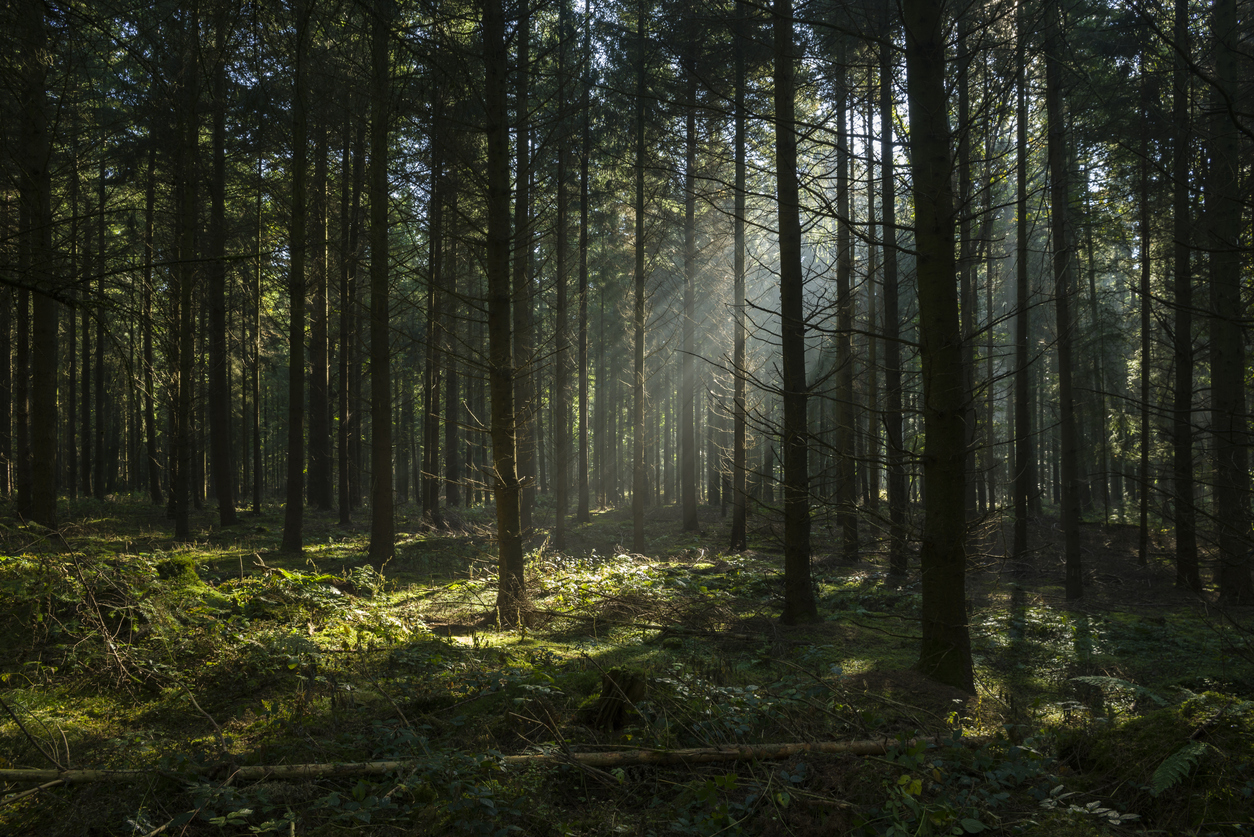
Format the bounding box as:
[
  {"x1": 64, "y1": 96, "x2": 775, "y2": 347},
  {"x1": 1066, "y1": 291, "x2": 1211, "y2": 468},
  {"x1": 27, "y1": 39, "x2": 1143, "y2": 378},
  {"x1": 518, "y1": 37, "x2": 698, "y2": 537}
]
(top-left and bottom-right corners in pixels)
[{"x1": 0, "y1": 500, "x2": 1251, "y2": 836}]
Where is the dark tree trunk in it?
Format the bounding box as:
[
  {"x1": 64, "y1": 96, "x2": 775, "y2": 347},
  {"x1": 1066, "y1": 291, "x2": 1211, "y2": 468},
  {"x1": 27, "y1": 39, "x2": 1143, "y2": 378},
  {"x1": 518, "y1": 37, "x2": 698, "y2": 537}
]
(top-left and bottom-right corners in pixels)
[
  {"x1": 1169, "y1": 0, "x2": 1200, "y2": 592},
  {"x1": 880, "y1": 28, "x2": 906, "y2": 577},
  {"x1": 632, "y1": 0, "x2": 647, "y2": 553},
  {"x1": 209, "y1": 10, "x2": 238, "y2": 526},
  {"x1": 905, "y1": 0, "x2": 974, "y2": 693},
  {"x1": 173, "y1": 12, "x2": 199, "y2": 542},
  {"x1": 1044, "y1": 0, "x2": 1082, "y2": 601},
  {"x1": 576, "y1": 10, "x2": 591, "y2": 524},
  {"x1": 834, "y1": 44, "x2": 857, "y2": 562},
  {"x1": 773, "y1": 0, "x2": 817, "y2": 625},
  {"x1": 1012, "y1": 1, "x2": 1034, "y2": 567},
  {"x1": 513, "y1": 2, "x2": 537, "y2": 539},
  {"x1": 368, "y1": 0, "x2": 395, "y2": 563},
  {"x1": 1208, "y1": 0, "x2": 1253, "y2": 603},
  {"x1": 339, "y1": 122, "x2": 365, "y2": 524},
  {"x1": 143, "y1": 145, "x2": 163, "y2": 506},
  {"x1": 729, "y1": 0, "x2": 747, "y2": 553},
  {"x1": 282, "y1": 1, "x2": 309, "y2": 554},
  {"x1": 485, "y1": 0, "x2": 525, "y2": 618},
  {"x1": 308, "y1": 110, "x2": 333, "y2": 512}
]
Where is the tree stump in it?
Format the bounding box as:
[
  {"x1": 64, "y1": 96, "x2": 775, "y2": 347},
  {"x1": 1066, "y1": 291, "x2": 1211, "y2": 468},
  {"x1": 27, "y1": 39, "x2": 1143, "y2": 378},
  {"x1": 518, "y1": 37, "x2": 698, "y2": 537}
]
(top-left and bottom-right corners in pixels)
[{"x1": 583, "y1": 668, "x2": 647, "y2": 731}]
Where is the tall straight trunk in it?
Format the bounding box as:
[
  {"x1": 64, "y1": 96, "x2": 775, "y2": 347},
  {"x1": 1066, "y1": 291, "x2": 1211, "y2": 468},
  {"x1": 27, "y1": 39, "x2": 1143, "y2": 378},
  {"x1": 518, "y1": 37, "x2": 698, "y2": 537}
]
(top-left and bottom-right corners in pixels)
[
  {"x1": 1209, "y1": 0, "x2": 1253, "y2": 603},
  {"x1": 368, "y1": 0, "x2": 395, "y2": 563},
  {"x1": 681, "y1": 50, "x2": 698, "y2": 534},
  {"x1": 308, "y1": 112, "x2": 333, "y2": 511},
  {"x1": 94, "y1": 165, "x2": 106, "y2": 500},
  {"x1": 253, "y1": 150, "x2": 264, "y2": 513},
  {"x1": 282, "y1": 2, "x2": 309, "y2": 554},
  {"x1": 1169, "y1": 0, "x2": 1200, "y2": 592},
  {"x1": 514, "y1": 3, "x2": 537, "y2": 538},
  {"x1": 632, "y1": 0, "x2": 647, "y2": 553},
  {"x1": 1044, "y1": 0, "x2": 1082, "y2": 601},
  {"x1": 576, "y1": 10, "x2": 591, "y2": 524},
  {"x1": 444, "y1": 181, "x2": 462, "y2": 508},
  {"x1": 865, "y1": 89, "x2": 881, "y2": 518},
  {"x1": 173, "y1": 12, "x2": 199, "y2": 541},
  {"x1": 485, "y1": 0, "x2": 524, "y2": 618},
  {"x1": 422, "y1": 155, "x2": 442, "y2": 520},
  {"x1": 0, "y1": 289, "x2": 10, "y2": 499},
  {"x1": 209, "y1": 11, "x2": 238, "y2": 525},
  {"x1": 905, "y1": 0, "x2": 974, "y2": 693},
  {"x1": 19, "y1": 0, "x2": 55, "y2": 526},
  {"x1": 773, "y1": 0, "x2": 817, "y2": 624},
  {"x1": 834, "y1": 45, "x2": 857, "y2": 561},
  {"x1": 1012, "y1": 2, "x2": 1034, "y2": 565},
  {"x1": 143, "y1": 145, "x2": 162, "y2": 505},
  {"x1": 729, "y1": 0, "x2": 748, "y2": 552},
  {"x1": 14, "y1": 286, "x2": 30, "y2": 516},
  {"x1": 880, "y1": 31, "x2": 906, "y2": 577},
  {"x1": 957, "y1": 16, "x2": 978, "y2": 524},
  {"x1": 67, "y1": 151, "x2": 78, "y2": 499},
  {"x1": 1137, "y1": 77, "x2": 1150, "y2": 564},
  {"x1": 339, "y1": 122, "x2": 365, "y2": 524},
  {"x1": 554, "y1": 0, "x2": 572, "y2": 549}
]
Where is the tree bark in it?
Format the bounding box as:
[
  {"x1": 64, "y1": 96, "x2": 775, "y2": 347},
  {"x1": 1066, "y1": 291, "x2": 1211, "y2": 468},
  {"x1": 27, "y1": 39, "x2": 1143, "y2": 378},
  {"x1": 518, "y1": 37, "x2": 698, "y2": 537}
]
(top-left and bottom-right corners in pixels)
[
  {"x1": 880, "y1": 27, "x2": 906, "y2": 577},
  {"x1": 1012, "y1": 1, "x2": 1034, "y2": 567},
  {"x1": 729, "y1": 0, "x2": 748, "y2": 553},
  {"x1": 632, "y1": 0, "x2": 648, "y2": 554},
  {"x1": 513, "y1": 2, "x2": 537, "y2": 540},
  {"x1": 834, "y1": 43, "x2": 857, "y2": 562},
  {"x1": 681, "y1": 48, "x2": 699, "y2": 535},
  {"x1": 485, "y1": 0, "x2": 525, "y2": 620},
  {"x1": 904, "y1": 0, "x2": 974, "y2": 693},
  {"x1": 1044, "y1": 0, "x2": 1082, "y2": 601},
  {"x1": 773, "y1": 0, "x2": 817, "y2": 625},
  {"x1": 282, "y1": 0, "x2": 309, "y2": 554},
  {"x1": 367, "y1": 0, "x2": 395, "y2": 563},
  {"x1": 576, "y1": 9, "x2": 592, "y2": 524},
  {"x1": 209, "y1": 8, "x2": 238, "y2": 526},
  {"x1": 1208, "y1": 0, "x2": 1253, "y2": 603}
]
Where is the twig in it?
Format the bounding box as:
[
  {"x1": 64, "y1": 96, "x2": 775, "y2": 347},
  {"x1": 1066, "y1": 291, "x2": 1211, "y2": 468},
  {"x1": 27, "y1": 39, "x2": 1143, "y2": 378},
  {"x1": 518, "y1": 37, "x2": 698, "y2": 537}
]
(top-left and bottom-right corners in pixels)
[
  {"x1": 0, "y1": 778, "x2": 64, "y2": 808},
  {"x1": 0, "y1": 694, "x2": 65, "y2": 770}
]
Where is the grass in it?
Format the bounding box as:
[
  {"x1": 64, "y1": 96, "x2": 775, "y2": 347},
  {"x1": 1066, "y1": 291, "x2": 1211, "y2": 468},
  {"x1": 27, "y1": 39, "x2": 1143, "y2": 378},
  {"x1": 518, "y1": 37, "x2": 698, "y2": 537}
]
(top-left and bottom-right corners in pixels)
[{"x1": 0, "y1": 495, "x2": 1251, "y2": 835}]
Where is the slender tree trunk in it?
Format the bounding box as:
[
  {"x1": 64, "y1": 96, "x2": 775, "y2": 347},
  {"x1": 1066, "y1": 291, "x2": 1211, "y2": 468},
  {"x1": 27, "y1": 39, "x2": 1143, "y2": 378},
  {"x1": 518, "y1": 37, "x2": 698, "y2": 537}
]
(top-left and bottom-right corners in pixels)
[
  {"x1": 209, "y1": 10, "x2": 238, "y2": 526},
  {"x1": 485, "y1": 0, "x2": 525, "y2": 618},
  {"x1": 173, "y1": 11, "x2": 199, "y2": 542},
  {"x1": 1044, "y1": 0, "x2": 1082, "y2": 601},
  {"x1": 773, "y1": 0, "x2": 817, "y2": 624},
  {"x1": 576, "y1": 10, "x2": 591, "y2": 524},
  {"x1": 632, "y1": 0, "x2": 648, "y2": 553},
  {"x1": 554, "y1": 0, "x2": 572, "y2": 549},
  {"x1": 308, "y1": 109, "x2": 333, "y2": 512},
  {"x1": 834, "y1": 44, "x2": 857, "y2": 561},
  {"x1": 94, "y1": 165, "x2": 107, "y2": 501},
  {"x1": 142, "y1": 145, "x2": 162, "y2": 506},
  {"x1": 368, "y1": 0, "x2": 395, "y2": 563},
  {"x1": 880, "y1": 30, "x2": 906, "y2": 577},
  {"x1": 1208, "y1": 0, "x2": 1253, "y2": 603},
  {"x1": 730, "y1": 0, "x2": 748, "y2": 552},
  {"x1": 1168, "y1": 0, "x2": 1200, "y2": 592},
  {"x1": 444, "y1": 179, "x2": 462, "y2": 509},
  {"x1": 282, "y1": 2, "x2": 309, "y2": 554},
  {"x1": 1012, "y1": 2, "x2": 1034, "y2": 566},
  {"x1": 905, "y1": 0, "x2": 974, "y2": 693},
  {"x1": 957, "y1": 17, "x2": 978, "y2": 526},
  {"x1": 681, "y1": 49, "x2": 699, "y2": 534},
  {"x1": 339, "y1": 122, "x2": 365, "y2": 524},
  {"x1": 514, "y1": 2, "x2": 537, "y2": 539},
  {"x1": 20, "y1": 0, "x2": 55, "y2": 527},
  {"x1": 1137, "y1": 58, "x2": 1152, "y2": 566}
]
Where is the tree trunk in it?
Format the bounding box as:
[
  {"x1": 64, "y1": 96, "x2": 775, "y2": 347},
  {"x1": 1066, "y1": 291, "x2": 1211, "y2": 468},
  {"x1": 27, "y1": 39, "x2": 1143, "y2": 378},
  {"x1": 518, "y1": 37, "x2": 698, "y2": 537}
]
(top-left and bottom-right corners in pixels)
[
  {"x1": 339, "y1": 122, "x2": 365, "y2": 524},
  {"x1": 485, "y1": 0, "x2": 525, "y2": 619},
  {"x1": 20, "y1": 0, "x2": 56, "y2": 527},
  {"x1": 1044, "y1": 0, "x2": 1082, "y2": 601},
  {"x1": 554, "y1": 0, "x2": 572, "y2": 549},
  {"x1": 681, "y1": 50, "x2": 699, "y2": 535},
  {"x1": 576, "y1": 10, "x2": 592, "y2": 524},
  {"x1": 880, "y1": 29, "x2": 906, "y2": 577},
  {"x1": 1169, "y1": 0, "x2": 1200, "y2": 592},
  {"x1": 173, "y1": 11, "x2": 199, "y2": 542},
  {"x1": 632, "y1": 0, "x2": 647, "y2": 553},
  {"x1": 368, "y1": 0, "x2": 395, "y2": 563},
  {"x1": 282, "y1": 1, "x2": 309, "y2": 554},
  {"x1": 905, "y1": 0, "x2": 974, "y2": 693},
  {"x1": 1012, "y1": 1, "x2": 1034, "y2": 568},
  {"x1": 773, "y1": 0, "x2": 817, "y2": 625},
  {"x1": 834, "y1": 44, "x2": 857, "y2": 562},
  {"x1": 513, "y1": 2, "x2": 537, "y2": 540},
  {"x1": 209, "y1": 9, "x2": 238, "y2": 526},
  {"x1": 1208, "y1": 0, "x2": 1253, "y2": 603},
  {"x1": 308, "y1": 107, "x2": 333, "y2": 512},
  {"x1": 729, "y1": 0, "x2": 748, "y2": 553}
]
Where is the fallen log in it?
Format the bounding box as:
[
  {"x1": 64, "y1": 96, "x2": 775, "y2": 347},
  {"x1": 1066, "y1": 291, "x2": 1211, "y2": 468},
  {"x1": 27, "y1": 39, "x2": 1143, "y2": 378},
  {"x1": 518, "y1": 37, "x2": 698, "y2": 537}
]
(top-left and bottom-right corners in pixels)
[{"x1": 0, "y1": 734, "x2": 989, "y2": 785}]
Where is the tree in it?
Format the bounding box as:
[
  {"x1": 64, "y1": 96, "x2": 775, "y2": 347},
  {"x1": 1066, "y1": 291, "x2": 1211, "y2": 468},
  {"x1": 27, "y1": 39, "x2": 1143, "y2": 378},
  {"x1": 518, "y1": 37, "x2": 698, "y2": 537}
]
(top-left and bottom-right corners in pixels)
[
  {"x1": 773, "y1": 0, "x2": 817, "y2": 626},
  {"x1": 905, "y1": 0, "x2": 974, "y2": 693},
  {"x1": 485, "y1": 0, "x2": 525, "y2": 619},
  {"x1": 367, "y1": 0, "x2": 394, "y2": 564}
]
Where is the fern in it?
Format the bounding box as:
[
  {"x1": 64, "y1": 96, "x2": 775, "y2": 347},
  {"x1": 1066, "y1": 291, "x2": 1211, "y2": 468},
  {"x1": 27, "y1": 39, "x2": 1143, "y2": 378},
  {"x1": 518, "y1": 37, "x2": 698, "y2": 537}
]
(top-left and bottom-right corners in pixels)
[{"x1": 1150, "y1": 740, "x2": 1215, "y2": 796}]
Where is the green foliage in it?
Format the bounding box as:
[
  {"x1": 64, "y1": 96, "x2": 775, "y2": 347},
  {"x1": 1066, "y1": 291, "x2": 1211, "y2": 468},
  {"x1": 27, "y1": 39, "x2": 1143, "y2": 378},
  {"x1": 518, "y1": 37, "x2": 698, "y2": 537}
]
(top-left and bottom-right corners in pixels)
[{"x1": 1148, "y1": 740, "x2": 1215, "y2": 797}]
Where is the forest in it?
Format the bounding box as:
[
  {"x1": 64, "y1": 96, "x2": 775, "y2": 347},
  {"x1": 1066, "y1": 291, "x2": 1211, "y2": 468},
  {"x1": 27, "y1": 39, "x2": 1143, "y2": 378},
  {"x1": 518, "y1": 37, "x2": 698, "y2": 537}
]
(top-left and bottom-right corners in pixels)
[{"x1": 1, "y1": 0, "x2": 1253, "y2": 833}]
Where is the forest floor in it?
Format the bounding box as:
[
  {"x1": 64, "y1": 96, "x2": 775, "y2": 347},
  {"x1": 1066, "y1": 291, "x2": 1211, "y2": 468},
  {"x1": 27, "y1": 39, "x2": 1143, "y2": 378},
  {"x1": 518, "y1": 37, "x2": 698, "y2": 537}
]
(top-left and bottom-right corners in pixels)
[{"x1": 1, "y1": 494, "x2": 1251, "y2": 836}]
